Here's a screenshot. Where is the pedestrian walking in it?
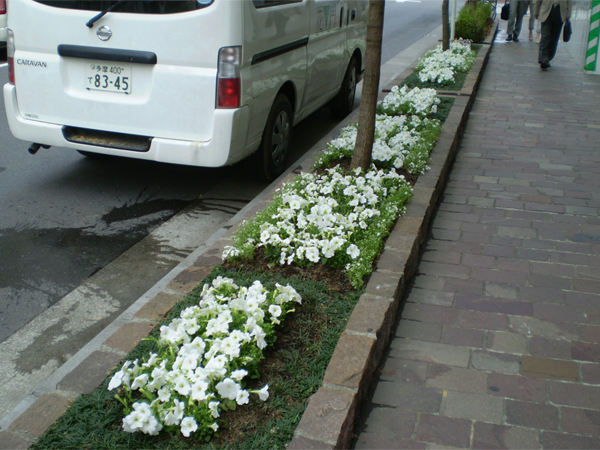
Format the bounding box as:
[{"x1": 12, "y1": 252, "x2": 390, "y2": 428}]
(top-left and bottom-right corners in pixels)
[
  {"x1": 506, "y1": 0, "x2": 531, "y2": 42},
  {"x1": 535, "y1": 0, "x2": 572, "y2": 69}
]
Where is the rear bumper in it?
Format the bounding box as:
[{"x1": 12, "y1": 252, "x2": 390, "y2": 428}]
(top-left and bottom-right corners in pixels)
[
  {"x1": 0, "y1": 27, "x2": 6, "y2": 45},
  {"x1": 3, "y1": 83, "x2": 250, "y2": 167}
]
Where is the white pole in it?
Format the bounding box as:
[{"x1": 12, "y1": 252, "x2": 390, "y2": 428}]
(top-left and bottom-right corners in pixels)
[{"x1": 450, "y1": 0, "x2": 458, "y2": 41}]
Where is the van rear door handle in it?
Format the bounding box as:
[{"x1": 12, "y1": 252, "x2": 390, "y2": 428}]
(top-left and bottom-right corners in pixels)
[
  {"x1": 340, "y1": 6, "x2": 344, "y2": 27},
  {"x1": 351, "y1": 9, "x2": 356, "y2": 21}
]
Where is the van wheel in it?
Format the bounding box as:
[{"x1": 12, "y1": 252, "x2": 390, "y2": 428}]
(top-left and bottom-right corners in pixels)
[
  {"x1": 253, "y1": 94, "x2": 292, "y2": 182},
  {"x1": 331, "y1": 57, "x2": 357, "y2": 119}
]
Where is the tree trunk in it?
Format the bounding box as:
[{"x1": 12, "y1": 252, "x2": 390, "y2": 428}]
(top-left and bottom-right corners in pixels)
[
  {"x1": 442, "y1": 0, "x2": 450, "y2": 51},
  {"x1": 350, "y1": 0, "x2": 385, "y2": 171}
]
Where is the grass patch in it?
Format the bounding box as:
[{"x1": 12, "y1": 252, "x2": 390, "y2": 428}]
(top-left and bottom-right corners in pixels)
[{"x1": 31, "y1": 267, "x2": 361, "y2": 450}]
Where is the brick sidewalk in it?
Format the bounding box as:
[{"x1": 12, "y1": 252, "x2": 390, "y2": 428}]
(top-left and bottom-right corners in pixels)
[{"x1": 353, "y1": 31, "x2": 600, "y2": 450}]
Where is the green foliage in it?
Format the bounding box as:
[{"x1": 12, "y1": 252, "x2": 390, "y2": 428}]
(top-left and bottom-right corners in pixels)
[{"x1": 455, "y1": 1, "x2": 493, "y2": 43}]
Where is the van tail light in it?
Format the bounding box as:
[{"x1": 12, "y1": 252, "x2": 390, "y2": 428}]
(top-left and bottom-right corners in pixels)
[
  {"x1": 7, "y1": 29, "x2": 15, "y2": 85},
  {"x1": 217, "y1": 47, "x2": 241, "y2": 108},
  {"x1": 0, "y1": 0, "x2": 6, "y2": 14}
]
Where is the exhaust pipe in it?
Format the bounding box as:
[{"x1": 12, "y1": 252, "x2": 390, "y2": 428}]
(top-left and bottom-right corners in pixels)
[{"x1": 28, "y1": 143, "x2": 51, "y2": 155}]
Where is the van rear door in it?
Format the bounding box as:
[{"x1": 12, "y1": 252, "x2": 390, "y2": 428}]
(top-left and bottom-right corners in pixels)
[{"x1": 9, "y1": 0, "x2": 240, "y2": 142}]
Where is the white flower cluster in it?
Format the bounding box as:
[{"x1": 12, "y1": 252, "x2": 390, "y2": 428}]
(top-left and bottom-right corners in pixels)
[
  {"x1": 224, "y1": 165, "x2": 410, "y2": 273},
  {"x1": 416, "y1": 39, "x2": 476, "y2": 85},
  {"x1": 322, "y1": 112, "x2": 439, "y2": 171},
  {"x1": 377, "y1": 85, "x2": 441, "y2": 118},
  {"x1": 108, "y1": 276, "x2": 301, "y2": 440}
]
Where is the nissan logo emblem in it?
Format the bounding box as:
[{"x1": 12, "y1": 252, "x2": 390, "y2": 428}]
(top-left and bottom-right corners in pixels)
[{"x1": 97, "y1": 26, "x2": 112, "y2": 41}]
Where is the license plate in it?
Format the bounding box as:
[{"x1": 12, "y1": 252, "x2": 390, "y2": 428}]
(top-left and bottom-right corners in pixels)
[{"x1": 85, "y1": 62, "x2": 132, "y2": 94}]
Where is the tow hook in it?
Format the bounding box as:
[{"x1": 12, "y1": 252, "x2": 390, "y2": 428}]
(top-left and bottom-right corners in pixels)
[{"x1": 28, "y1": 143, "x2": 51, "y2": 155}]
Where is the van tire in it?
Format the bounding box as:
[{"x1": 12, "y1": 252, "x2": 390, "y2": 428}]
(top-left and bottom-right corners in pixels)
[
  {"x1": 330, "y1": 57, "x2": 357, "y2": 119},
  {"x1": 253, "y1": 94, "x2": 292, "y2": 182}
]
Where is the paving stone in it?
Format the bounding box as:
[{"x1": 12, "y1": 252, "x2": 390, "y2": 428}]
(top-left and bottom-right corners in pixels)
[
  {"x1": 521, "y1": 356, "x2": 579, "y2": 382},
  {"x1": 571, "y1": 341, "x2": 600, "y2": 363},
  {"x1": 581, "y1": 325, "x2": 600, "y2": 343},
  {"x1": 293, "y1": 387, "x2": 355, "y2": 447},
  {"x1": 561, "y1": 407, "x2": 600, "y2": 436},
  {"x1": 471, "y1": 349, "x2": 521, "y2": 374},
  {"x1": 488, "y1": 373, "x2": 546, "y2": 403},
  {"x1": 104, "y1": 322, "x2": 156, "y2": 353},
  {"x1": 542, "y1": 432, "x2": 600, "y2": 450},
  {"x1": 485, "y1": 283, "x2": 518, "y2": 300},
  {"x1": 414, "y1": 275, "x2": 446, "y2": 291},
  {"x1": 9, "y1": 394, "x2": 71, "y2": 437},
  {"x1": 365, "y1": 270, "x2": 403, "y2": 300},
  {"x1": 519, "y1": 286, "x2": 565, "y2": 304},
  {"x1": 389, "y1": 339, "x2": 471, "y2": 368},
  {"x1": 166, "y1": 265, "x2": 213, "y2": 293},
  {"x1": 581, "y1": 363, "x2": 600, "y2": 384},
  {"x1": 527, "y1": 336, "x2": 572, "y2": 359},
  {"x1": 415, "y1": 414, "x2": 471, "y2": 449},
  {"x1": 548, "y1": 380, "x2": 600, "y2": 409},
  {"x1": 396, "y1": 319, "x2": 442, "y2": 342},
  {"x1": 346, "y1": 294, "x2": 395, "y2": 338},
  {"x1": 410, "y1": 288, "x2": 455, "y2": 307},
  {"x1": 442, "y1": 326, "x2": 484, "y2": 347},
  {"x1": 323, "y1": 333, "x2": 375, "y2": 391},
  {"x1": 443, "y1": 278, "x2": 484, "y2": 295},
  {"x1": 508, "y1": 316, "x2": 579, "y2": 341},
  {"x1": 442, "y1": 391, "x2": 503, "y2": 423},
  {"x1": 455, "y1": 294, "x2": 532, "y2": 316},
  {"x1": 371, "y1": 380, "x2": 442, "y2": 412},
  {"x1": 533, "y1": 303, "x2": 586, "y2": 324},
  {"x1": 487, "y1": 331, "x2": 527, "y2": 354},
  {"x1": 380, "y1": 358, "x2": 428, "y2": 384},
  {"x1": 0, "y1": 431, "x2": 32, "y2": 450},
  {"x1": 354, "y1": 434, "x2": 426, "y2": 450},
  {"x1": 355, "y1": 405, "x2": 417, "y2": 439},
  {"x1": 401, "y1": 303, "x2": 458, "y2": 325},
  {"x1": 57, "y1": 351, "x2": 123, "y2": 394},
  {"x1": 458, "y1": 310, "x2": 507, "y2": 330},
  {"x1": 134, "y1": 291, "x2": 182, "y2": 320},
  {"x1": 505, "y1": 399, "x2": 558, "y2": 430},
  {"x1": 473, "y1": 422, "x2": 540, "y2": 450},
  {"x1": 426, "y1": 364, "x2": 489, "y2": 394}
]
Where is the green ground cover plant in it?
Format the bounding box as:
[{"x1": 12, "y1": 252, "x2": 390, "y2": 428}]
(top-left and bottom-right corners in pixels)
[{"x1": 455, "y1": 1, "x2": 494, "y2": 44}]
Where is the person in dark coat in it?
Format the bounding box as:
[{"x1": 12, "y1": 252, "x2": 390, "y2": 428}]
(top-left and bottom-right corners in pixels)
[{"x1": 535, "y1": 0, "x2": 572, "y2": 70}]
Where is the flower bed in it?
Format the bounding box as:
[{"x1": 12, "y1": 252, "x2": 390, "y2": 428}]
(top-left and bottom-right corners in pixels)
[
  {"x1": 403, "y1": 40, "x2": 480, "y2": 91},
  {"x1": 31, "y1": 85, "x2": 454, "y2": 449},
  {"x1": 107, "y1": 277, "x2": 301, "y2": 441},
  {"x1": 224, "y1": 86, "x2": 442, "y2": 290}
]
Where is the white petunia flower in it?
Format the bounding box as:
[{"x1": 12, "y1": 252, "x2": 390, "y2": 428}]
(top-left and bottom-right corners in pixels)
[
  {"x1": 216, "y1": 378, "x2": 240, "y2": 400},
  {"x1": 180, "y1": 416, "x2": 198, "y2": 437}
]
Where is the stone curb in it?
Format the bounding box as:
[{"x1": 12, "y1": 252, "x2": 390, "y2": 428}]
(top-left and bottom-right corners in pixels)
[{"x1": 0, "y1": 21, "x2": 498, "y2": 450}]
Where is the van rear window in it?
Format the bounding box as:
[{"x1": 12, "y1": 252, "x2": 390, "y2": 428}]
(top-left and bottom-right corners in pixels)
[{"x1": 34, "y1": 0, "x2": 212, "y2": 14}]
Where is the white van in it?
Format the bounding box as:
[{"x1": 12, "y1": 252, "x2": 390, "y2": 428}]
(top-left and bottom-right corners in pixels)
[
  {"x1": 4, "y1": 0, "x2": 366, "y2": 180},
  {"x1": 0, "y1": 0, "x2": 6, "y2": 48}
]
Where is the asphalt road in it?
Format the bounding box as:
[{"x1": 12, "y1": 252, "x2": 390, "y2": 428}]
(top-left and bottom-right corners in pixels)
[{"x1": 0, "y1": 0, "x2": 444, "y2": 422}]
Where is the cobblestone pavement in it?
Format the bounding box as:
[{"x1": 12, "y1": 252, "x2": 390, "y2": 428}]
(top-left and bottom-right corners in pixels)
[{"x1": 352, "y1": 31, "x2": 600, "y2": 450}]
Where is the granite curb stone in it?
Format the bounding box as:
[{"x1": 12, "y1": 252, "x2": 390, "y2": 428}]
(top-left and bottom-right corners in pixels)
[{"x1": 0, "y1": 22, "x2": 498, "y2": 448}]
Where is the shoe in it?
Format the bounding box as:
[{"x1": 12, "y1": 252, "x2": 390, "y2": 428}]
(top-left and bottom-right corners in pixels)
[
  {"x1": 506, "y1": 34, "x2": 513, "y2": 41},
  {"x1": 536, "y1": 33, "x2": 541, "y2": 44},
  {"x1": 514, "y1": 36, "x2": 519, "y2": 42},
  {"x1": 540, "y1": 61, "x2": 549, "y2": 70},
  {"x1": 529, "y1": 31, "x2": 533, "y2": 40}
]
